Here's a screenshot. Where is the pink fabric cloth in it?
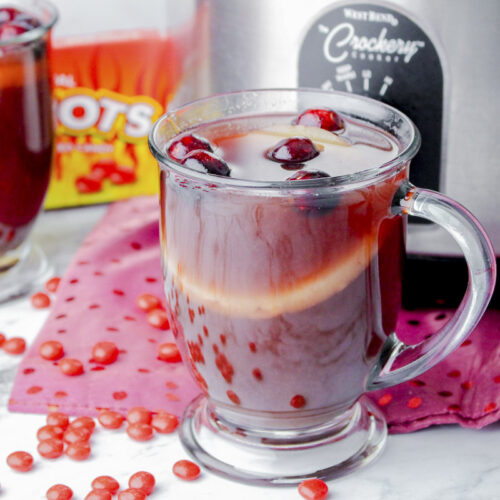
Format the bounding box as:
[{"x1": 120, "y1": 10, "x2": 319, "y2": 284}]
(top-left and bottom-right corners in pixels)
[{"x1": 9, "y1": 196, "x2": 500, "y2": 433}]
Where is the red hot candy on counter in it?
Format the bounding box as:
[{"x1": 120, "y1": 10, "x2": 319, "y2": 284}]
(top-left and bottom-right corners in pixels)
[
  {"x1": 69, "y1": 416, "x2": 96, "y2": 432},
  {"x1": 37, "y1": 438, "x2": 64, "y2": 459},
  {"x1": 46, "y1": 484, "x2": 73, "y2": 500},
  {"x1": 2, "y1": 337, "x2": 26, "y2": 355},
  {"x1": 126, "y1": 423, "x2": 154, "y2": 442},
  {"x1": 65, "y1": 441, "x2": 91, "y2": 461},
  {"x1": 126, "y1": 407, "x2": 151, "y2": 425},
  {"x1": 172, "y1": 459, "x2": 201, "y2": 481},
  {"x1": 31, "y1": 292, "x2": 51, "y2": 309},
  {"x1": 47, "y1": 412, "x2": 70, "y2": 429},
  {"x1": 6, "y1": 451, "x2": 34, "y2": 472},
  {"x1": 128, "y1": 471, "x2": 155, "y2": 495},
  {"x1": 98, "y1": 410, "x2": 125, "y2": 429},
  {"x1": 151, "y1": 411, "x2": 179, "y2": 434},
  {"x1": 85, "y1": 490, "x2": 112, "y2": 500},
  {"x1": 297, "y1": 478, "x2": 329, "y2": 500},
  {"x1": 117, "y1": 489, "x2": 147, "y2": 500},
  {"x1": 91, "y1": 475, "x2": 120, "y2": 494},
  {"x1": 45, "y1": 276, "x2": 61, "y2": 293}
]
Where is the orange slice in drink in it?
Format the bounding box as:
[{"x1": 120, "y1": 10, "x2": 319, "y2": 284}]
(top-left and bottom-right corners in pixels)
[{"x1": 164, "y1": 232, "x2": 376, "y2": 319}]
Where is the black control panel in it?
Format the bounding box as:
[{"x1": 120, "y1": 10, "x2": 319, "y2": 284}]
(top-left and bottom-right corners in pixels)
[{"x1": 299, "y1": 2, "x2": 444, "y2": 193}]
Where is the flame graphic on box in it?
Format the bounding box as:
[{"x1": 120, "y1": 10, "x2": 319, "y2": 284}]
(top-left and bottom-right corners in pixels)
[{"x1": 45, "y1": 30, "x2": 184, "y2": 209}]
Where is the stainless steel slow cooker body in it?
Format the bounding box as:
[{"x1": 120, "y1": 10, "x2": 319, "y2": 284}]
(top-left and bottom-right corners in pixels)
[{"x1": 204, "y1": 0, "x2": 500, "y2": 257}]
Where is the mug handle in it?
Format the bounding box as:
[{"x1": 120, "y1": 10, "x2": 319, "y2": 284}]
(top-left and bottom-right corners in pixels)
[{"x1": 366, "y1": 181, "x2": 496, "y2": 390}]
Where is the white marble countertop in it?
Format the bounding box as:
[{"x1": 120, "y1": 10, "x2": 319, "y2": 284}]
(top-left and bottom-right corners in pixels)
[{"x1": 0, "y1": 206, "x2": 499, "y2": 500}]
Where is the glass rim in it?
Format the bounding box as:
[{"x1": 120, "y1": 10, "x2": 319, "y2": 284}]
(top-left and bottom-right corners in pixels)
[
  {"x1": 149, "y1": 88, "x2": 421, "y2": 190},
  {"x1": 0, "y1": 0, "x2": 58, "y2": 48}
]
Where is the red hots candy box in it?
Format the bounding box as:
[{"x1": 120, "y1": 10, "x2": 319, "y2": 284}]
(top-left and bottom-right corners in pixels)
[{"x1": 45, "y1": 1, "x2": 205, "y2": 209}]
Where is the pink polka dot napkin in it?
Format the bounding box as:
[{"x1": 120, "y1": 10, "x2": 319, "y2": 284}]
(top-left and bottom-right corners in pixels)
[
  {"x1": 9, "y1": 196, "x2": 200, "y2": 418},
  {"x1": 8, "y1": 196, "x2": 500, "y2": 433}
]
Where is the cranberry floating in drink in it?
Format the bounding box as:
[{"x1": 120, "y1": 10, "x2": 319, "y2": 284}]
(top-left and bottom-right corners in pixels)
[
  {"x1": 0, "y1": 1, "x2": 57, "y2": 302},
  {"x1": 150, "y1": 89, "x2": 495, "y2": 484}
]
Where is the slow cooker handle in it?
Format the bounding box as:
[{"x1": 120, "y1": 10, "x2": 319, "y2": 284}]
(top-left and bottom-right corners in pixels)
[{"x1": 366, "y1": 181, "x2": 496, "y2": 390}]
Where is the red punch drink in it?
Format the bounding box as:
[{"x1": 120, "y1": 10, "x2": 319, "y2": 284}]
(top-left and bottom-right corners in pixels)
[
  {"x1": 0, "y1": 2, "x2": 56, "y2": 295},
  {"x1": 161, "y1": 108, "x2": 404, "y2": 416}
]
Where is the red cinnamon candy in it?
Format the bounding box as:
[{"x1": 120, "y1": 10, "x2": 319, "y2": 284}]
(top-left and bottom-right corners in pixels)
[
  {"x1": 128, "y1": 471, "x2": 155, "y2": 495},
  {"x1": 3, "y1": 337, "x2": 26, "y2": 355},
  {"x1": 31, "y1": 292, "x2": 51, "y2": 309},
  {"x1": 46, "y1": 484, "x2": 73, "y2": 500},
  {"x1": 91, "y1": 475, "x2": 120, "y2": 494},
  {"x1": 298, "y1": 478, "x2": 329, "y2": 500},
  {"x1": 172, "y1": 459, "x2": 201, "y2": 481},
  {"x1": 6, "y1": 451, "x2": 34, "y2": 472},
  {"x1": 45, "y1": 276, "x2": 61, "y2": 293}
]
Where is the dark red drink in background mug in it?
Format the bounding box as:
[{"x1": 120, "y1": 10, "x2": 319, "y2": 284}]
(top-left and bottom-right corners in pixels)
[
  {"x1": 149, "y1": 89, "x2": 496, "y2": 484},
  {"x1": 0, "y1": 1, "x2": 57, "y2": 301}
]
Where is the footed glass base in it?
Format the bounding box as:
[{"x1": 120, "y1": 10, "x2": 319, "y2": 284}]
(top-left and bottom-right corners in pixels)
[
  {"x1": 0, "y1": 243, "x2": 52, "y2": 303},
  {"x1": 180, "y1": 395, "x2": 387, "y2": 485}
]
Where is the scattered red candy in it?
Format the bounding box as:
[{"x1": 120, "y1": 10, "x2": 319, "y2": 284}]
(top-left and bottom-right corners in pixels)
[
  {"x1": 151, "y1": 411, "x2": 179, "y2": 434},
  {"x1": 65, "y1": 441, "x2": 91, "y2": 461},
  {"x1": 98, "y1": 410, "x2": 125, "y2": 429},
  {"x1": 167, "y1": 133, "x2": 214, "y2": 161},
  {"x1": 181, "y1": 150, "x2": 231, "y2": 176},
  {"x1": 126, "y1": 423, "x2": 154, "y2": 442},
  {"x1": 146, "y1": 309, "x2": 169, "y2": 330},
  {"x1": 0, "y1": 332, "x2": 5, "y2": 347},
  {"x1": 298, "y1": 478, "x2": 329, "y2": 500},
  {"x1": 91, "y1": 475, "x2": 120, "y2": 494},
  {"x1": 46, "y1": 484, "x2": 73, "y2": 500},
  {"x1": 117, "y1": 489, "x2": 146, "y2": 500},
  {"x1": 295, "y1": 108, "x2": 344, "y2": 132},
  {"x1": 47, "y1": 412, "x2": 70, "y2": 429},
  {"x1": 92, "y1": 341, "x2": 119, "y2": 365},
  {"x1": 70, "y1": 416, "x2": 96, "y2": 432},
  {"x1": 172, "y1": 459, "x2": 201, "y2": 481},
  {"x1": 267, "y1": 137, "x2": 319, "y2": 164},
  {"x1": 31, "y1": 291, "x2": 51, "y2": 309},
  {"x1": 45, "y1": 277, "x2": 61, "y2": 293},
  {"x1": 39, "y1": 340, "x2": 64, "y2": 360},
  {"x1": 127, "y1": 407, "x2": 152, "y2": 425},
  {"x1": 6, "y1": 451, "x2": 34, "y2": 472},
  {"x1": 59, "y1": 358, "x2": 84, "y2": 376},
  {"x1": 157, "y1": 342, "x2": 182, "y2": 363},
  {"x1": 76, "y1": 175, "x2": 102, "y2": 194},
  {"x1": 37, "y1": 425, "x2": 64, "y2": 441},
  {"x1": 85, "y1": 490, "x2": 112, "y2": 500},
  {"x1": 37, "y1": 439, "x2": 64, "y2": 459},
  {"x1": 2, "y1": 337, "x2": 26, "y2": 355},
  {"x1": 128, "y1": 471, "x2": 155, "y2": 495},
  {"x1": 63, "y1": 427, "x2": 91, "y2": 444},
  {"x1": 136, "y1": 293, "x2": 161, "y2": 312}
]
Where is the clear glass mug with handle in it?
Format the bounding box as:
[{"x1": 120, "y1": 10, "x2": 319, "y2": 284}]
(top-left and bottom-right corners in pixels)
[{"x1": 149, "y1": 89, "x2": 496, "y2": 484}]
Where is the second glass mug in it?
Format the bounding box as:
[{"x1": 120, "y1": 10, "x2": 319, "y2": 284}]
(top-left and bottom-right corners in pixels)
[
  {"x1": 0, "y1": 0, "x2": 57, "y2": 302},
  {"x1": 149, "y1": 89, "x2": 496, "y2": 484}
]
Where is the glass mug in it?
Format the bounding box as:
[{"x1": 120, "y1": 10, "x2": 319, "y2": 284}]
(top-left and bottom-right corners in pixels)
[
  {"x1": 149, "y1": 89, "x2": 496, "y2": 484},
  {"x1": 0, "y1": 0, "x2": 57, "y2": 302}
]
